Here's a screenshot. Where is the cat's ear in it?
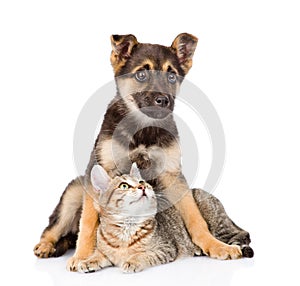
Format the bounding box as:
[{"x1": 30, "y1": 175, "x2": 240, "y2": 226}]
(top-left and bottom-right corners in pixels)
[
  {"x1": 130, "y1": 163, "x2": 143, "y2": 181},
  {"x1": 171, "y1": 33, "x2": 198, "y2": 75},
  {"x1": 90, "y1": 165, "x2": 111, "y2": 193}
]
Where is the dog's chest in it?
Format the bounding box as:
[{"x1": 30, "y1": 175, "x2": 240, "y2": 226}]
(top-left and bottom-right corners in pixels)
[{"x1": 97, "y1": 137, "x2": 181, "y2": 179}]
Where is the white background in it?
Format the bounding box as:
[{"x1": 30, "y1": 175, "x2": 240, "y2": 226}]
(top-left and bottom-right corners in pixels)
[{"x1": 1, "y1": 1, "x2": 299, "y2": 285}]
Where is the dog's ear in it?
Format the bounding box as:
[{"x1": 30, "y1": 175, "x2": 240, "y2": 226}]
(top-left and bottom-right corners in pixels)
[
  {"x1": 110, "y1": 34, "x2": 138, "y2": 73},
  {"x1": 171, "y1": 33, "x2": 198, "y2": 75}
]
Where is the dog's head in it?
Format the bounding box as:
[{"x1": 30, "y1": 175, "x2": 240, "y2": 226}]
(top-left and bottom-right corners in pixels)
[{"x1": 110, "y1": 33, "x2": 198, "y2": 119}]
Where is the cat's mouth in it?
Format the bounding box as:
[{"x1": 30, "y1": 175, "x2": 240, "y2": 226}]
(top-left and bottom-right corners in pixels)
[{"x1": 129, "y1": 192, "x2": 149, "y2": 205}]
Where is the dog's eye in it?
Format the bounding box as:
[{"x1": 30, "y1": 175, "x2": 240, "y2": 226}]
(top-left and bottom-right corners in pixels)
[
  {"x1": 167, "y1": 73, "x2": 177, "y2": 84},
  {"x1": 135, "y1": 70, "x2": 148, "y2": 82}
]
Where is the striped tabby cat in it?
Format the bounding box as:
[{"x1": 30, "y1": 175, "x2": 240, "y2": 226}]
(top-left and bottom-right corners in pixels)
[{"x1": 78, "y1": 163, "x2": 253, "y2": 273}]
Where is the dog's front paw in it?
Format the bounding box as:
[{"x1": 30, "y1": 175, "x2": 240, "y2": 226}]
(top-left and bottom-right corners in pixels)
[
  {"x1": 130, "y1": 148, "x2": 151, "y2": 170},
  {"x1": 34, "y1": 242, "x2": 55, "y2": 258},
  {"x1": 203, "y1": 241, "x2": 242, "y2": 260}
]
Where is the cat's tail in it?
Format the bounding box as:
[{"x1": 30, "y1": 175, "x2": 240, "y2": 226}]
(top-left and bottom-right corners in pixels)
[
  {"x1": 228, "y1": 231, "x2": 254, "y2": 258},
  {"x1": 241, "y1": 245, "x2": 254, "y2": 258},
  {"x1": 192, "y1": 188, "x2": 254, "y2": 258}
]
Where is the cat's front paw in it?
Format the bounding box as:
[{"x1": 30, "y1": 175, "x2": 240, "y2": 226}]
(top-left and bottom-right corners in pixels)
[
  {"x1": 70, "y1": 252, "x2": 112, "y2": 273},
  {"x1": 33, "y1": 242, "x2": 55, "y2": 258},
  {"x1": 121, "y1": 261, "x2": 145, "y2": 273},
  {"x1": 78, "y1": 259, "x2": 102, "y2": 273},
  {"x1": 67, "y1": 256, "x2": 84, "y2": 272}
]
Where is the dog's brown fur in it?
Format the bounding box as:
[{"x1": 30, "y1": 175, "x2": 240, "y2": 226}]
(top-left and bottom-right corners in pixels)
[{"x1": 34, "y1": 33, "x2": 242, "y2": 270}]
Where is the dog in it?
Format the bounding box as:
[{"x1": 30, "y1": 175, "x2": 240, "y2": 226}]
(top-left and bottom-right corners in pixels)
[{"x1": 34, "y1": 33, "x2": 242, "y2": 271}]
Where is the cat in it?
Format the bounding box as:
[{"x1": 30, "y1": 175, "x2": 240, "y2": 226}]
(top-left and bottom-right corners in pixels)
[{"x1": 77, "y1": 163, "x2": 253, "y2": 274}]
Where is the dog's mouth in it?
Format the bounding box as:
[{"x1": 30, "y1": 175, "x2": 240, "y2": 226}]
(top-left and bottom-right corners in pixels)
[{"x1": 139, "y1": 106, "x2": 172, "y2": 119}]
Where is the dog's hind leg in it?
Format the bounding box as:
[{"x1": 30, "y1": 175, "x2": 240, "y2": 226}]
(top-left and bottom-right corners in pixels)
[{"x1": 33, "y1": 177, "x2": 83, "y2": 258}]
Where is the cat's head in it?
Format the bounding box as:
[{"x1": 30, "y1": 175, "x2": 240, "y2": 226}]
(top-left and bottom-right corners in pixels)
[{"x1": 90, "y1": 163, "x2": 157, "y2": 218}]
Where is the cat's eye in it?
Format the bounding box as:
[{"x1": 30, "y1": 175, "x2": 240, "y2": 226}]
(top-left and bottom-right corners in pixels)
[{"x1": 119, "y1": 183, "x2": 129, "y2": 190}]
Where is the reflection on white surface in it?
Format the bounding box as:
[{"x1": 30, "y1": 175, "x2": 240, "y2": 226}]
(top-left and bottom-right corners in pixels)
[{"x1": 33, "y1": 250, "x2": 255, "y2": 286}]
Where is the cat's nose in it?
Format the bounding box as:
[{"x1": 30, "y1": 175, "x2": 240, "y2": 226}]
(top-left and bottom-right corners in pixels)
[
  {"x1": 138, "y1": 185, "x2": 147, "y2": 196},
  {"x1": 138, "y1": 185, "x2": 145, "y2": 191}
]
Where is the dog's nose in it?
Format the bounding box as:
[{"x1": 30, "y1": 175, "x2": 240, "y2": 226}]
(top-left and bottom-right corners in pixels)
[{"x1": 155, "y1": 95, "x2": 169, "y2": 108}]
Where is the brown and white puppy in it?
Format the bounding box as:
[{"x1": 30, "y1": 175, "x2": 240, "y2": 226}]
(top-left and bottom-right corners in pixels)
[{"x1": 33, "y1": 34, "x2": 242, "y2": 270}]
